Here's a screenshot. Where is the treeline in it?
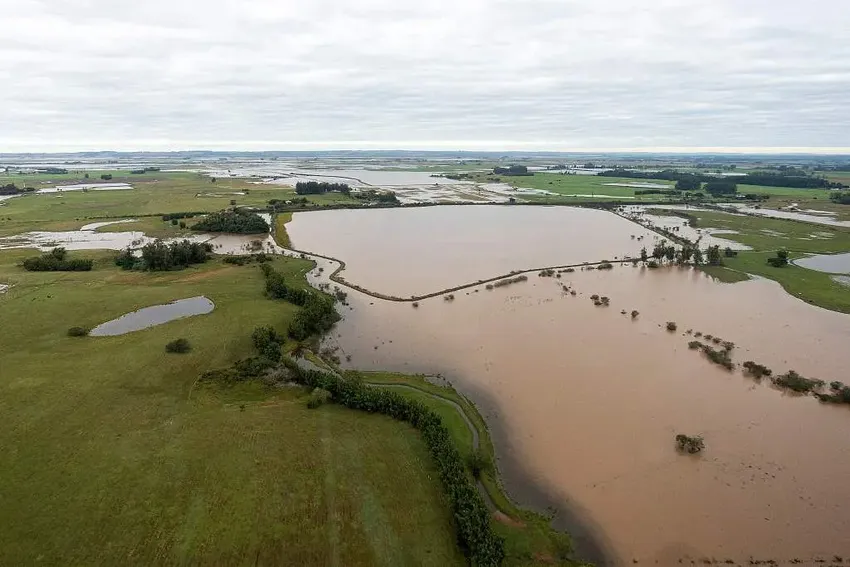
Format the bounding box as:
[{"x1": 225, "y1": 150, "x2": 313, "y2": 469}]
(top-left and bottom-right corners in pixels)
[
  {"x1": 191, "y1": 210, "x2": 269, "y2": 234},
  {"x1": 831, "y1": 192, "x2": 850, "y2": 205},
  {"x1": 295, "y1": 181, "x2": 351, "y2": 195},
  {"x1": 261, "y1": 264, "x2": 340, "y2": 340},
  {"x1": 161, "y1": 211, "x2": 204, "y2": 221},
  {"x1": 22, "y1": 248, "x2": 93, "y2": 271},
  {"x1": 0, "y1": 183, "x2": 34, "y2": 195},
  {"x1": 599, "y1": 168, "x2": 844, "y2": 189},
  {"x1": 493, "y1": 165, "x2": 532, "y2": 176},
  {"x1": 115, "y1": 239, "x2": 211, "y2": 271},
  {"x1": 352, "y1": 189, "x2": 399, "y2": 204},
  {"x1": 281, "y1": 358, "x2": 505, "y2": 566}
]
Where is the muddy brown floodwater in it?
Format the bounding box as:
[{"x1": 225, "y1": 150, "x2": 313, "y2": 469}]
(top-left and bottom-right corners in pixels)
[
  {"x1": 293, "y1": 206, "x2": 850, "y2": 566},
  {"x1": 287, "y1": 206, "x2": 662, "y2": 297}
]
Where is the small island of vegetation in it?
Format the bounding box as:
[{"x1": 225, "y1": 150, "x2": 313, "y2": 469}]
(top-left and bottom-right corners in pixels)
[{"x1": 191, "y1": 209, "x2": 269, "y2": 234}]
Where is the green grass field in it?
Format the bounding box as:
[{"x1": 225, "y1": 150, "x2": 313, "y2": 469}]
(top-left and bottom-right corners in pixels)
[
  {"x1": 0, "y1": 251, "x2": 468, "y2": 566},
  {"x1": 664, "y1": 209, "x2": 850, "y2": 313}
]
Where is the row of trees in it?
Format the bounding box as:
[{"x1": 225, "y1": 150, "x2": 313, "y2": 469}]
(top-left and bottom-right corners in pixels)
[
  {"x1": 493, "y1": 165, "x2": 531, "y2": 176},
  {"x1": 115, "y1": 239, "x2": 211, "y2": 271},
  {"x1": 295, "y1": 181, "x2": 351, "y2": 195},
  {"x1": 640, "y1": 243, "x2": 728, "y2": 267},
  {"x1": 281, "y1": 358, "x2": 505, "y2": 566},
  {"x1": 601, "y1": 168, "x2": 845, "y2": 189},
  {"x1": 191, "y1": 210, "x2": 269, "y2": 234},
  {"x1": 830, "y1": 192, "x2": 850, "y2": 205},
  {"x1": 352, "y1": 189, "x2": 399, "y2": 204},
  {"x1": 0, "y1": 183, "x2": 34, "y2": 195},
  {"x1": 22, "y1": 247, "x2": 93, "y2": 271},
  {"x1": 261, "y1": 264, "x2": 340, "y2": 340}
]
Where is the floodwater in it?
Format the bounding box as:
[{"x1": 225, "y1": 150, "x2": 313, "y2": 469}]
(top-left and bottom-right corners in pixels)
[
  {"x1": 89, "y1": 296, "x2": 215, "y2": 336},
  {"x1": 36, "y1": 182, "x2": 133, "y2": 193},
  {"x1": 79, "y1": 219, "x2": 138, "y2": 231},
  {"x1": 834, "y1": 275, "x2": 850, "y2": 287},
  {"x1": 723, "y1": 203, "x2": 850, "y2": 228},
  {"x1": 286, "y1": 206, "x2": 661, "y2": 297},
  {"x1": 621, "y1": 207, "x2": 751, "y2": 250},
  {"x1": 794, "y1": 252, "x2": 850, "y2": 274},
  {"x1": 292, "y1": 208, "x2": 850, "y2": 565}
]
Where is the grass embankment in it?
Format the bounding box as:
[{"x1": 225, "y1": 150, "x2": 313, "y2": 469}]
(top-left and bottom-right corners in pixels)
[
  {"x1": 671, "y1": 209, "x2": 850, "y2": 313},
  {"x1": 0, "y1": 250, "x2": 466, "y2": 565},
  {"x1": 273, "y1": 211, "x2": 293, "y2": 248},
  {"x1": 335, "y1": 371, "x2": 582, "y2": 566}
]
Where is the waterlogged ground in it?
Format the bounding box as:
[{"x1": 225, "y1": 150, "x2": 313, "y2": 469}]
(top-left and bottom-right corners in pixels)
[
  {"x1": 287, "y1": 206, "x2": 661, "y2": 297},
  {"x1": 290, "y1": 208, "x2": 850, "y2": 565}
]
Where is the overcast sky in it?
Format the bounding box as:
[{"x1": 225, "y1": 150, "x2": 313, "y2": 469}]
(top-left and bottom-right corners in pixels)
[{"x1": 1, "y1": 0, "x2": 848, "y2": 152}]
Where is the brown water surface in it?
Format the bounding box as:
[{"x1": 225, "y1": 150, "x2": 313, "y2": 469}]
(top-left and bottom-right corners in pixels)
[
  {"x1": 287, "y1": 206, "x2": 660, "y2": 297},
  {"x1": 294, "y1": 207, "x2": 850, "y2": 565}
]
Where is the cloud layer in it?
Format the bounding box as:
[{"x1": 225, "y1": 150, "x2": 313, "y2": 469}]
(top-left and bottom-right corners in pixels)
[{"x1": 2, "y1": 0, "x2": 848, "y2": 151}]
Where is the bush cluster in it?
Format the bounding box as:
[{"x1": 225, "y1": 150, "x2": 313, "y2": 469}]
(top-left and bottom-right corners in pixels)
[
  {"x1": 773, "y1": 370, "x2": 824, "y2": 393},
  {"x1": 165, "y1": 338, "x2": 192, "y2": 353},
  {"x1": 67, "y1": 326, "x2": 90, "y2": 337},
  {"x1": 261, "y1": 264, "x2": 340, "y2": 340},
  {"x1": 675, "y1": 434, "x2": 705, "y2": 454},
  {"x1": 23, "y1": 248, "x2": 93, "y2": 272},
  {"x1": 282, "y1": 358, "x2": 505, "y2": 566},
  {"x1": 295, "y1": 181, "x2": 351, "y2": 195},
  {"x1": 251, "y1": 326, "x2": 284, "y2": 362},
  {"x1": 742, "y1": 361, "x2": 772, "y2": 379},
  {"x1": 116, "y1": 239, "x2": 211, "y2": 271},
  {"x1": 191, "y1": 210, "x2": 269, "y2": 234}
]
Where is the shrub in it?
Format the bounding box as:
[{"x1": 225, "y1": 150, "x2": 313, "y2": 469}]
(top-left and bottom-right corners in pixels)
[
  {"x1": 701, "y1": 345, "x2": 734, "y2": 370},
  {"x1": 646, "y1": 260, "x2": 659, "y2": 269},
  {"x1": 412, "y1": 302, "x2": 419, "y2": 308},
  {"x1": 468, "y1": 450, "x2": 493, "y2": 479},
  {"x1": 598, "y1": 262, "x2": 613, "y2": 270},
  {"x1": 675, "y1": 434, "x2": 705, "y2": 454},
  {"x1": 773, "y1": 370, "x2": 824, "y2": 394},
  {"x1": 590, "y1": 294, "x2": 599, "y2": 301},
  {"x1": 165, "y1": 338, "x2": 191, "y2": 353},
  {"x1": 23, "y1": 248, "x2": 94, "y2": 272},
  {"x1": 67, "y1": 326, "x2": 89, "y2": 337},
  {"x1": 631, "y1": 310, "x2": 639, "y2": 319},
  {"x1": 666, "y1": 322, "x2": 678, "y2": 332},
  {"x1": 688, "y1": 340, "x2": 702, "y2": 350},
  {"x1": 767, "y1": 249, "x2": 789, "y2": 268},
  {"x1": 742, "y1": 361, "x2": 772, "y2": 379},
  {"x1": 306, "y1": 388, "x2": 331, "y2": 409},
  {"x1": 191, "y1": 209, "x2": 269, "y2": 234},
  {"x1": 600, "y1": 296, "x2": 610, "y2": 306},
  {"x1": 124, "y1": 239, "x2": 211, "y2": 272}
]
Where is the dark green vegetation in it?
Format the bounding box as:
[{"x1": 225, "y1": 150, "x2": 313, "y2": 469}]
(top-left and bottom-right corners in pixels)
[
  {"x1": 261, "y1": 264, "x2": 340, "y2": 340},
  {"x1": 1, "y1": 182, "x2": 35, "y2": 195},
  {"x1": 493, "y1": 165, "x2": 532, "y2": 176},
  {"x1": 773, "y1": 370, "x2": 824, "y2": 394},
  {"x1": 742, "y1": 361, "x2": 773, "y2": 379},
  {"x1": 165, "y1": 337, "x2": 192, "y2": 353},
  {"x1": 352, "y1": 189, "x2": 400, "y2": 204},
  {"x1": 115, "y1": 239, "x2": 211, "y2": 271},
  {"x1": 600, "y1": 168, "x2": 846, "y2": 190},
  {"x1": 295, "y1": 181, "x2": 352, "y2": 195},
  {"x1": 766, "y1": 249, "x2": 790, "y2": 267},
  {"x1": 191, "y1": 209, "x2": 270, "y2": 233},
  {"x1": 67, "y1": 326, "x2": 90, "y2": 337},
  {"x1": 675, "y1": 434, "x2": 705, "y2": 454},
  {"x1": 22, "y1": 247, "x2": 93, "y2": 272},
  {"x1": 281, "y1": 359, "x2": 505, "y2": 566},
  {"x1": 0, "y1": 249, "x2": 470, "y2": 566},
  {"x1": 831, "y1": 191, "x2": 850, "y2": 205}
]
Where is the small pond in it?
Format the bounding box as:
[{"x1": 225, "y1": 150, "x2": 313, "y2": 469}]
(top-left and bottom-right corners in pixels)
[
  {"x1": 89, "y1": 296, "x2": 215, "y2": 336},
  {"x1": 793, "y1": 252, "x2": 850, "y2": 274}
]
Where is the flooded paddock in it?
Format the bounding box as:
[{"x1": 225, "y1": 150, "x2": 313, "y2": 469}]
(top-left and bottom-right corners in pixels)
[
  {"x1": 290, "y1": 206, "x2": 850, "y2": 565},
  {"x1": 286, "y1": 206, "x2": 661, "y2": 297},
  {"x1": 89, "y1": 296, "x2": 215, "y2": 336},
  {"x1": 793, "y1": 252, "x2": 850, "y2": 274}
]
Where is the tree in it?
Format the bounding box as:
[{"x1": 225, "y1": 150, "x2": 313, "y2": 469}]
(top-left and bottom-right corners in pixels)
[
  {"x1": 693, "y1": 248, "x2": 704, "y2": 265},
  {"x1": 675, "y1": 177, "x2": 701, "y2": 191},
  {"x1": 767, "y1": 249, "x2": 789, "y2": 267},
  {"x1": 705, "y1": 245, "x2": 722, "y2": 266},
  {"x1": 100, "y1": 174, "x2": 112, "y2": 180},
  {"x1": 704, "y1": 180, "x2": 737, "y2": 196},
  {"x1": 640, "y1": 247, "x2": 648, "y2": 263}
]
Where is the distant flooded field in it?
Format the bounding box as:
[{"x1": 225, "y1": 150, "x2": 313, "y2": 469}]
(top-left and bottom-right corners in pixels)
[
  {"x1": 291, "y1": 207, "x2": 850, "y2": 565},
  {"x1": 287, "y1": 206, "x2": 660, "y2": 297}
]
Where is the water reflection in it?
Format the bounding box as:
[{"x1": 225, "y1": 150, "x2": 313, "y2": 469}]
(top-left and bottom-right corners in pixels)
[{"x1": 90, "y1": 296, "x2": 215, "y2": 336}]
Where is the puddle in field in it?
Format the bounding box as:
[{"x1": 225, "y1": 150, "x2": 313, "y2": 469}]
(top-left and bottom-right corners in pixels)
[
  {"x1": 79, "y1": 219, "x2": 138, "y2": 231},
  {"x1": 723, "y1": 204, "x2": 850, "y2": 227},
  {"x1": 0, "y1": 283, "x2": 9, "y2": 294},
  {"x1": 89, "y1": 296, "x2": 215, "y2": 336},
  {"x1": 603, "y1": 182, "x2": 671, "y2": 189},
  {"x1": 834, "y1": 275, "x2": 850, "y2": 287},
  {"x1": 794, "y1": 252, "x2": 850, "y2": 274},
  {"x1": 291, "y1": 206, "x2": 850, "y2": 565}
]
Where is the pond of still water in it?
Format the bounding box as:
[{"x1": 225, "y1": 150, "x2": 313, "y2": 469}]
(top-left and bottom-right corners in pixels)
[
  {"x1": 793, "y1": 252, "x2": 850, "y2": 274},
  {"x1": 89, "y1": 296, "x2": 215, "y2": 336}
]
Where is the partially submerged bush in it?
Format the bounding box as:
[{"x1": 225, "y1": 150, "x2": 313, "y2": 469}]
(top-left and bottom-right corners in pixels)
[
  {"x1": 675, "y1": 434, "x2": 705, "y2": 454},
  {"x1": 646, "y1": 260, "x2": 659, "y2": 269},
  {"x1": 631, "y1": 310, "x2": 639, "y2": 319},
  {"x1": 165, "y1": 338, "x2": 192, "y2": 353},
  {"x1": 742, "y1": 361, "x2": 772, "y2": 379},
  {"x1": 688, "y1": 340, "x2": 702, "y2": 350},
  {"x1": 666, "y1": 321, "x2": 678, "y2": 332},
  {"x1": 598, "y1": 262, "x2": 613, "y2": 270},
  {"x1": 773, "y1": 370, "x2": 824, "y2": 394},
  {"x1": 700, "y1": 345, "x2": 734, "y2": 371},
  {"x1": 67, "y1": 326, "x2": 90, "y2": 337}
]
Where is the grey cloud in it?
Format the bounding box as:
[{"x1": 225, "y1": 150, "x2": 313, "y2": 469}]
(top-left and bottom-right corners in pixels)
[{"x1": 0, "y1": 0, "x2": 848, "y2": 151}]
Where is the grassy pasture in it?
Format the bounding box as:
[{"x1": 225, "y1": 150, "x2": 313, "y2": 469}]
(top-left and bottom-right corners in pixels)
[{"x1": 0, "y1": 251, "x2": 466, "y2": 566}]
